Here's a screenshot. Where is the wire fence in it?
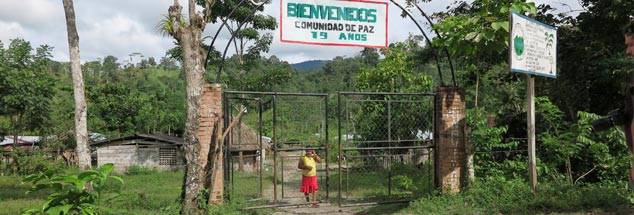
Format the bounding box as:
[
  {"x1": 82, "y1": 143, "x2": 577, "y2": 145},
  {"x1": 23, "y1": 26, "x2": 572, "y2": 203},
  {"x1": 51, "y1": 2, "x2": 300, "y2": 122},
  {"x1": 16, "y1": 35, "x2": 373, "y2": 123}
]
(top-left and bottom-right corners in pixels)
[{"x1": 337, "y1": 92, "x2": 436, "y2": 205}]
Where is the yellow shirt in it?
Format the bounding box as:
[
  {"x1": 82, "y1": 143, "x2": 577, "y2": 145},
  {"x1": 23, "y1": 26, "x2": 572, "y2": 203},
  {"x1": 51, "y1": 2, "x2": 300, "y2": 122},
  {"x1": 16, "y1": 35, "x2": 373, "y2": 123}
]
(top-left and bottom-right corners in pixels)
[{"x1": 301, "y1": 155, "x2": 317, "y2": 176}]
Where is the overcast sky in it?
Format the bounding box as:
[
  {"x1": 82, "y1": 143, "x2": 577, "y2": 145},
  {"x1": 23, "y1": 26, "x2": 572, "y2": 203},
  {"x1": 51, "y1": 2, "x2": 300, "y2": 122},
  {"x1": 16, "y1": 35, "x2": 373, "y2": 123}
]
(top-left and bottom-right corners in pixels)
[{"x1": 0, "y1": 0, "x2": 582, "y2": 64}]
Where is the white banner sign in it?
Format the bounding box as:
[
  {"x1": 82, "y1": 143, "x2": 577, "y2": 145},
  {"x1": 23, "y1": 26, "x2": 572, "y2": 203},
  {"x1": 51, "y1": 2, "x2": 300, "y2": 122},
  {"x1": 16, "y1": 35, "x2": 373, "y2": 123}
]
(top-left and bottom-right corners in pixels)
[
  {"x1": 510, "y1": 11, "x2": 557, "y2": 78},
  {"x1": 280, "y1": 0, "x2": 388, "y2": 48}
]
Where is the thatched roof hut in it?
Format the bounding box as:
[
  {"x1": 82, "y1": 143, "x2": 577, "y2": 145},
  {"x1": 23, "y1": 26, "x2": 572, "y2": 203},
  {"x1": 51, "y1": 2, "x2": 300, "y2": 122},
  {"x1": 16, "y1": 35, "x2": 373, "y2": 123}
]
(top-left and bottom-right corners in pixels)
[
  {"x1": 228, "y1": 123, "x2": 271, "y2": 172},
  {"x1": 228, "y1": 123, "x2": 270, "y2": 152}
]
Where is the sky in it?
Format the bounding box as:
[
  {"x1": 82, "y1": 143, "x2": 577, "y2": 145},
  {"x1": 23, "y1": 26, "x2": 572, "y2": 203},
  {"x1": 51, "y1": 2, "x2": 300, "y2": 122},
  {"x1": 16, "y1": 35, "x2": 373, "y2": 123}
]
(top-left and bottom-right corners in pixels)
[{"x1": 0, "y1": 0, "x2": 583, "y2": 64}]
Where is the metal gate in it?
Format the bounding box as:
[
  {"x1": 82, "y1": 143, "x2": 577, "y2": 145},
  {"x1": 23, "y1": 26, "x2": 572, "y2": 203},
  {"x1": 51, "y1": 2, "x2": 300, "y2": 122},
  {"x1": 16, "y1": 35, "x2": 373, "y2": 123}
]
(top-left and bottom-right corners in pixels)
[
  {"x1": 336, "y1": 92, "x2": 436, "y2": 206},
  {"x1": 224, "y1": 91, "x2": 436, "y2": 208},
  {"x1": 223, "y1": 91, "x2": 329, "y2": 208}
]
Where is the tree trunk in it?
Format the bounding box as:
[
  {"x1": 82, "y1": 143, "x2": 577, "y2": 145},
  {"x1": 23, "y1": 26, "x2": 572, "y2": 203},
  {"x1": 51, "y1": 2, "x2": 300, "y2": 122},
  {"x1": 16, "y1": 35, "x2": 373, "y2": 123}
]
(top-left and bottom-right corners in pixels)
[
  {"x1": 167, "y1": 1, "x2": 213, "y2": 213},
  {"x1": 62, "y1": 0, "x2": 91, "y2": 171},
  {"x1": 180, "y1": 29, "x2": 206, "y2": 214}
]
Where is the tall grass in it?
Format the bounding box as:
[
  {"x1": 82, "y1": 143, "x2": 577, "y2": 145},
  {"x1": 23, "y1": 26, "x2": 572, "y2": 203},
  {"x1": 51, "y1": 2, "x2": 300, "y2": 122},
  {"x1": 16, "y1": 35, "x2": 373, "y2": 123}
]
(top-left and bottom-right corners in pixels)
[{"x1": 397, "y1": 178, "x2": 634, "y2": 214}]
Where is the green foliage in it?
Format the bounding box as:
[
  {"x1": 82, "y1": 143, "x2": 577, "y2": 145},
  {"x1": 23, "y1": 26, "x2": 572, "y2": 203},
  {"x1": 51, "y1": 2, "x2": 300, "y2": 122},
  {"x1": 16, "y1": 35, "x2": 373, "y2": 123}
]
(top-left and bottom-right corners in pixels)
[
  {"x1": 398, "y1": 179, "x2": 632, "y2": 214},
  {"x1": 540, "y1": 0, "x2": 634, "y2": 119},
  {"x1": 0, "y1": 38, "x2": 57, "y2": 134},
  {"x1": 356, "y1": 41, "x2": 433, "y2": 93},
  {"x1": 221, "y1": 55, "x2": 293, "y2": 92},
  {"x1": 5, "y1": 148, "x2": 67, "y2": 176},
  {"x1": 351, "y1": 41, "x2": 434, "y2": 149},
  {"x1": 206, "y1": 0, "x2": 277, "y2": 82},
  {"x1": 466, "y1": 109, "x2": 523, "y2": 179},
  {"x1": 433, "y1": 0, "x2": 536, "y2": 61},
  {"x1": 536, "y1": 97, "x2": 630, "y2": 183},
  {"x1": 21, "y1": 163, "x2": 124, "y2": 215},
  {"x1": 392, "y1": 175, "x2": 414, "y2": 192},
  {"x1": 469, "y1": 64, "x2": 525, "y2": 117},
  {"x1": 87, "y1": 83, "x2": 149, "y2": 136}
]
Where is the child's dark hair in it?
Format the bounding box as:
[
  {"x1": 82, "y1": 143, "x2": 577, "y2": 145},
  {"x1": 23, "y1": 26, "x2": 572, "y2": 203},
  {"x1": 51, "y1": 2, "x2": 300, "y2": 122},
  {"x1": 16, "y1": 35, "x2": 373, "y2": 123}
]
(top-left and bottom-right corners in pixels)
[{"x1": 624, "y1": 19, "x2": 634, "y2": 36}]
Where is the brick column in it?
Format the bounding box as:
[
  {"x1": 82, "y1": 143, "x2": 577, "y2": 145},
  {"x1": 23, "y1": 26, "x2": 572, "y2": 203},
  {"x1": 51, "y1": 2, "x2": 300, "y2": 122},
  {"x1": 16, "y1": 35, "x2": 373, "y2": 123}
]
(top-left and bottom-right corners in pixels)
[
  {"x1": 198, "y1": 83, "x2": 224, "y2": 204},
  {"x1": 434, "y1": 87, "x2": 467, "y2": 193}
]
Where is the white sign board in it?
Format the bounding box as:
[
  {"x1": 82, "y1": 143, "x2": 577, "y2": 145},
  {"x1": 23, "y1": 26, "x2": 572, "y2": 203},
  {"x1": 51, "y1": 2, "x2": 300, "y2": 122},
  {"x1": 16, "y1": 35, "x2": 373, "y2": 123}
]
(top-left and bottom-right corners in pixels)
[
  {"x1": 280, "y1": 0, "x2": 388, "y2": 48},
  {"x1": 510, "y1": 11, "x2": 557, "y2": 78}
]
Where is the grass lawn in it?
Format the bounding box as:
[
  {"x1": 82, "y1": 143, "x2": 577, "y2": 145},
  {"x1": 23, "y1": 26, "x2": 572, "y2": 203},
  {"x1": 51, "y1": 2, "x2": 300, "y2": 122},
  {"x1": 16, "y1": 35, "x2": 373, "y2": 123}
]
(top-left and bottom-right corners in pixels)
[
  {"x1": 0, "y1": 175, "x2": 51, "y2": 215},
  {"x1": 0, "y1": 169, "x2": 276, "y2": 215},
  {"x1": 4, "y1": 167, "x2": 631, "y2": 215},
  {"x1": 329, "y1": 163, "x2": 434, "y2": 204}
]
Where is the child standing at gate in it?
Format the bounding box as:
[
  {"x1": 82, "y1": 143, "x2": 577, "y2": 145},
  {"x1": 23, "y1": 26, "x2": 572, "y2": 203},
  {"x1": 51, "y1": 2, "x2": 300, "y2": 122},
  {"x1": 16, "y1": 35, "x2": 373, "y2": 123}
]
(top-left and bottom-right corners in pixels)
[{"x1": 298, "y1": 145, "x2": 321, "y2": 207}]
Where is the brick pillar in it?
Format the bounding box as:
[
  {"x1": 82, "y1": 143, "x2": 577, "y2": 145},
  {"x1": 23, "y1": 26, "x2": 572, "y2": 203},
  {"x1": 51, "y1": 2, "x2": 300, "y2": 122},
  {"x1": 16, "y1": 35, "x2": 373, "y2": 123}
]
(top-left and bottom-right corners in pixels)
[
  {"x1": 198, "y1": 83, "x2": 224, "y2": 204},
  {"x1": 434, "y1": 87, "x2": 467, "y2": 193}
]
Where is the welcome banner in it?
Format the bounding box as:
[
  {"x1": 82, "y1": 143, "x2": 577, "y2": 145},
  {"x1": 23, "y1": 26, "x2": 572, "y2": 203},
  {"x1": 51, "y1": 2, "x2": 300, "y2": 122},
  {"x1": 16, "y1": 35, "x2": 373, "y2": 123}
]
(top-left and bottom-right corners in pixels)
[{"x1": 280, "y1": 0, "x2": 388, "y2": 48}]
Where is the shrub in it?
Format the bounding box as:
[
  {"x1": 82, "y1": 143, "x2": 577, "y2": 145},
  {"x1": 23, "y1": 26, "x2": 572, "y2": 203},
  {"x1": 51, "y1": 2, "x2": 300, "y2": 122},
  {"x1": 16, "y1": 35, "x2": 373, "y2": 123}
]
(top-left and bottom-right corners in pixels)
[{"x1": 21, "y1": 163, "x2": 124, "y2": 215}]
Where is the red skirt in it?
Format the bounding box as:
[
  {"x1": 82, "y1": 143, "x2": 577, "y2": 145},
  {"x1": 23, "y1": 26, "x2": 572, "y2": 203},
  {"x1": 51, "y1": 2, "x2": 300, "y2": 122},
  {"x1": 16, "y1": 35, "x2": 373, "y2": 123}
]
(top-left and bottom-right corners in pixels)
[{"x1": 300, "y1": 175, "x2": 318, "y2": 193}]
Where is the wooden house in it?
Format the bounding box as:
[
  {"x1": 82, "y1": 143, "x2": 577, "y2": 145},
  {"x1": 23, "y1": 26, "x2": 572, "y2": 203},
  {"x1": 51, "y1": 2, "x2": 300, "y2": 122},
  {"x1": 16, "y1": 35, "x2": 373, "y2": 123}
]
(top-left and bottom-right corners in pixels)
[{"x1": 91, "y1": 134, "x2": 184, "y2": 173}]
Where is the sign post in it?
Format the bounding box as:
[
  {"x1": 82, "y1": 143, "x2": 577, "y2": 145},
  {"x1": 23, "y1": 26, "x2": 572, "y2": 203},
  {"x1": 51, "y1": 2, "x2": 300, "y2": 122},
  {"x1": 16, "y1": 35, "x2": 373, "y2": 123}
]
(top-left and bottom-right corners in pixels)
[
  {"x1": 509, "y1": 11, "x2": 557, "y2": 191},
  {"x1": 280, "y1": 0, "x2": 388, "y2": 48}
]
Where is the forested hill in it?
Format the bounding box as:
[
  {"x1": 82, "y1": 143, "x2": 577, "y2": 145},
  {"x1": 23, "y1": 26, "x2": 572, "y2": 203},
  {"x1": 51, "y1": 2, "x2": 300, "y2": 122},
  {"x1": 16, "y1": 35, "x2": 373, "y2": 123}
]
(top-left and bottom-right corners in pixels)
[
  {"x1": 291, "y1": 60, "x2": 327, "y2": 71},
  {"x1": 0, "y1": 44, "x2": 382, "y2": 140}
]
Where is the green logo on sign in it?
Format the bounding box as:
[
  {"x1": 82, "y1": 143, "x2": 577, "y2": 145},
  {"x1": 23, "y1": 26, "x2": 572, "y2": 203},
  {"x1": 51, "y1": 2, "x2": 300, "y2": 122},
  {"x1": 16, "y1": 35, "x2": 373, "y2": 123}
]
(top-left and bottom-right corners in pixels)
[{"x1": 514, "y1": 36, "x2": 524, "y2": 56}]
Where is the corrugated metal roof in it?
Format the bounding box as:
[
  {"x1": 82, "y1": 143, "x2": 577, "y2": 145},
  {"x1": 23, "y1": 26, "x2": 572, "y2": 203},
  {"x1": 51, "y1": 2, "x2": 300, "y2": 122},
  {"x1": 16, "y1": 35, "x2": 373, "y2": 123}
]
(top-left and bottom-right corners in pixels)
[
  {"x1": 91, "y1": 134, "x2": 184, "y2": 147},
  {"x1": 0, "y1": 136, "x2": 42, "y2": 146}
]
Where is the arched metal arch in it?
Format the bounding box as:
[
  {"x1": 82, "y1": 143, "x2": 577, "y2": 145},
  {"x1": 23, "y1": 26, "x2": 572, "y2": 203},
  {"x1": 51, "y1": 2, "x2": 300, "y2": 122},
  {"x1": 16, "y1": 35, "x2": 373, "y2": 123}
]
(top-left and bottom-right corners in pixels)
[
  {"x1": 204, "y1": 0, "x2": 248, "y2": 72},
  {"x1": 205, "y1": 0, "x2": 457, "y2": 87}
]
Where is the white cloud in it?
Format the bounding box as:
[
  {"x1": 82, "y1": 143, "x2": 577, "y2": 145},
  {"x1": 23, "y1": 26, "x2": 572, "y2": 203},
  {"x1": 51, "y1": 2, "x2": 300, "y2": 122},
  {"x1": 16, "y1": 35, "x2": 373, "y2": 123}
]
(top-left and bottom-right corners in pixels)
[
  {"x1": 0, "y1": 0, "x2": 63, "y2": 30},
  {"x1": 78, "y1": 15, "x2": 167, "y2": 61},
  {"x1": 0, "y1": 21, "x2": 27, "y2": 43}
]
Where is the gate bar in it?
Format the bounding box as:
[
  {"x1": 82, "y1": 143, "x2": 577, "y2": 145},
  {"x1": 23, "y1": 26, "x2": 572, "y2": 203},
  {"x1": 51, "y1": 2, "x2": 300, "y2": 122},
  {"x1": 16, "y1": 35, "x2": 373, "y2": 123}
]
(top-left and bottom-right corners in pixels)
[
  {"x1": 337, "y1": 93, "x2": 343, "y2": 207},
  {"x1": 325, "y1": 94, "x2": 330, "y2": 201},
  {"x1": 340, "y1": 200, "x2": 411, "y2": 207},
  {"x1": 276, "y1": 147, "x2": 327, "y2": 152},
  {"x1": 241, "y1": 201, "x2": 322, "y2": 210},
  {"x1": 338, "y1": 92, "x2": 435, "y2": 96},
  {"x1": 225, "y1": 91, "x2": 327, "y2": 96},
  {"x1": 273, "y1": 95, "x2": 278, "y2": 204},
  {"x1": 342, "y1": 146, "x2": 433, "y2": 150}
]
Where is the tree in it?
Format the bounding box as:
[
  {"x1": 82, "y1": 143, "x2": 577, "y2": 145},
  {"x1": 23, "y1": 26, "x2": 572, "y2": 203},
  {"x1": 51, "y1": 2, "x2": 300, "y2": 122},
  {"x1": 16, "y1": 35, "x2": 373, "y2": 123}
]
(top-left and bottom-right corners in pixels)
[
  {"x1": 162, "y1": 0, "x2": 219, "y2": 213},
  {"x1": 87, "y1": 84, "x2": 147, "y2": 136},
  {"x1": 355, "y1": 42, "x2": 434, "y2": 145},
  {"x1": 62, "y1": 0, "x2": 90, "y2": 171},
  {"x1": 102, "y1": 55, "x2": 119, "y2": 84},
  {"x1": 0, "y1": 39, "x2": 56, "y2": 139},
  {"x1": 537, "y1": 0, "x2": 634, "y2": 120},
  {"x1": 432, "y1": 0, "x2": 536, "y2": 108},
  {"x1": 360, "y1": 48, "x2": 380, "y2": 68},
  {"x1": 210, "y1": 0, "x2": 277, "y2": 82}
]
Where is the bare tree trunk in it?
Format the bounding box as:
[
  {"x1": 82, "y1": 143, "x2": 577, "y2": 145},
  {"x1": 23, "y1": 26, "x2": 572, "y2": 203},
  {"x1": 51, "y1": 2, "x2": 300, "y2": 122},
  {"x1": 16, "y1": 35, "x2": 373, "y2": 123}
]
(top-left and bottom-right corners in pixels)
[
  {"x1": 166, "y1": 1, "x2": 216, "y2": 213},
  {"x1": 180, "y1": 30, "x2": 206, "y2": 214},
  {"x1": 62, "y1": 0, "x2": 91, "y2": 171}
]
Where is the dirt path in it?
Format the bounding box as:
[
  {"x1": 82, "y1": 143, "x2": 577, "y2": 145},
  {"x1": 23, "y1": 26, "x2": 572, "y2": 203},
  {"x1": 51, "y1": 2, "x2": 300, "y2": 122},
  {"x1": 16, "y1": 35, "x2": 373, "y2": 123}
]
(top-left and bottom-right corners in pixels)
[{"x1": 261, "y1": 151, "x2": 371, "y2": 215}]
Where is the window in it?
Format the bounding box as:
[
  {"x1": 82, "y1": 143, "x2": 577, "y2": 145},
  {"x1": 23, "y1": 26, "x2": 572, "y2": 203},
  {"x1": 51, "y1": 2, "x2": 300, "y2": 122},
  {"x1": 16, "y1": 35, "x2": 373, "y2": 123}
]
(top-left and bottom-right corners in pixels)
[{"x1": 159, "y1": 148, "x2": 177, "y2": 165}]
